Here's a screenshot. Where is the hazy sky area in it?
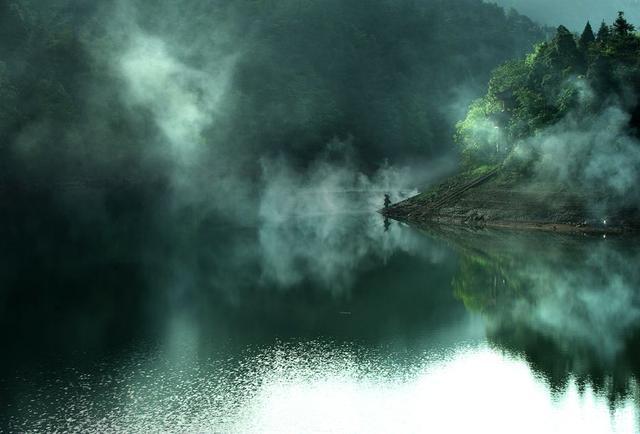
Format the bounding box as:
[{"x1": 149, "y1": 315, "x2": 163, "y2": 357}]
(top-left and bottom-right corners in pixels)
[{"x1": 493, "y1": 0, "x2": 640, "y2": 30}]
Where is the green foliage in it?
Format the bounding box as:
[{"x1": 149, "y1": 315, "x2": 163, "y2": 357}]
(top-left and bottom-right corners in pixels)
[
  {"x1": 579, "y1": 21, "x2": 595, "y2": 48},
  {"x1": 613, "y1": 11, "x2": 635, "y2": 37},
  {"x1": 456, "y1": 12, "x2": 640, "y2": 169},
  {"x1": 596, "y1": 21, "x2": 611, "y2": 43}
]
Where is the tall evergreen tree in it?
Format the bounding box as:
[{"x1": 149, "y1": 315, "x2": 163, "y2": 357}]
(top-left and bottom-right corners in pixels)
[
  {"x1": 613, "y1": 11, "x2": 635, "y2": 37},
  {"x1": 579, "y1": 21, "x2": 596, "y2": 48},
  {"x1": 596, "y1": 21, "x2": 611, "y2": 43},
  {"x1": 555, "y1": 25, "x2": 578, "y2": 52},
  {"x1": 554, "y1": 25, "x2": 580, "y2": 67}
]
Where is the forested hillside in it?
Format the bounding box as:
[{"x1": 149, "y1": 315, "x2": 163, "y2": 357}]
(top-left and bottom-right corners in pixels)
[
  {"x1": 0, "y1": 0, "x2": 546, "y2": 199},
  {"x1": 457, "y1": 12, "x2": 640, "y2": 170}
]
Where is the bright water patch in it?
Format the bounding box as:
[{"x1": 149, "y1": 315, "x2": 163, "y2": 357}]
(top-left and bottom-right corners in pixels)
[{"x1": 6, "y1": 341, "x2": 638, "y2": 433}]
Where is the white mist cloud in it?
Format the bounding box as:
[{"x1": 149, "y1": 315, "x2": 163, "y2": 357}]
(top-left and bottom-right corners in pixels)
[
  {"x1": 103, "y1": 3, "x2": 456, "y2": 295},
  {"x1": 258, "y1": 159, "x2": 418, "y2": 222},
  {"x1": 102, "y1": 3, "x2": 263, "y2": 221},
  {"x1": 511, "y1": 102, "x2": 640, "y2": 206},
  {"x1": 454, "y1": 76, "x2": 640, "y2": 210},
  {"x1": 116, "y1": 20, "x2": 238, "y2": 165},
  {"x1": 255, "y1": 147, "x2": 452, "y2": 292},
  {"x1": 256, "y1": 212, "x2": 450, "y2": 294},
  {"x1": 119, "y1": 33, "x2": 228, "y2": 159}
]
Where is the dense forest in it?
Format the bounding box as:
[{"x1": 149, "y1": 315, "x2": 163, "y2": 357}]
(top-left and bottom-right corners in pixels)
[
  {"x1": 457, "y1": 12, "x2": 640, "y2": 172},
  {"x1": 0, "y1": 0, "x2": 547, "y2": 214}
]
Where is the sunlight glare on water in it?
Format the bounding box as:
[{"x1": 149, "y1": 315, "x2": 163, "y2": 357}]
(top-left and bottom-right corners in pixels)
[
  {"x1": 14, "y1": 342, "x2": 638, "y2": 434},
  {"x1": 231, "y1": 345, "x2": 638, "y2": 434}
]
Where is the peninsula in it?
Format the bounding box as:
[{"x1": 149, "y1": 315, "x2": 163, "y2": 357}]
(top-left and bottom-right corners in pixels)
[{"x1": 384, "y1": 14, "x2": 640, "y2": 234}]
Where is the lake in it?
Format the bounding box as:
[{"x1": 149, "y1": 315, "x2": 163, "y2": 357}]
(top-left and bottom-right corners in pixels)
[{"x1": 1, "y1": 201, "x2": 639, "y2": 433}]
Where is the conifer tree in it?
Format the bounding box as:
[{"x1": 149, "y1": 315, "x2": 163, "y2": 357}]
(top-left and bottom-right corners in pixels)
[
  {"x1": 596, "y1": 21, "x2": 611, "y2": 43},
  {"x1": 613, "y1": 11, "x2": 635, "y2": 37},
  {"x1": 555, "y1": 25, "x2": 577, "y2": 51},
  {"x1": 579, "y1": 21, "x2": 595, "y2": 48}
]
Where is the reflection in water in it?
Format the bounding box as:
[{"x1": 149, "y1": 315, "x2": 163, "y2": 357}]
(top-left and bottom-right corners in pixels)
[
  {"x1": 2, "y1": 194, "x2": 640, "y2": 432},
  {"x1": 7, "y1": 342, "x2": 638, "y2": 433},
  {"x1": 445, "y1": 228, "x2": 640, "y2": 402},
  {"x1": 256, "y1": 213, "x2": 447, "y2": 293}
]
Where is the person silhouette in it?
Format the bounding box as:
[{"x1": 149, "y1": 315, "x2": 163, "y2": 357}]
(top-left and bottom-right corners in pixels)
[{"x1": 384, "y1": 194, "x2": 391, "y2": 209}]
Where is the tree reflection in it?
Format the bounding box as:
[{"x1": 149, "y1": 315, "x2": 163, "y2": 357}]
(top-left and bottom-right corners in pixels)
[{"x1": 441, "y1": 226, "x2": 640, "y2": 404}]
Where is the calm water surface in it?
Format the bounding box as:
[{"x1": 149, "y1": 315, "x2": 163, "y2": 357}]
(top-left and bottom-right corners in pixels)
[{"x1": 1, "y1": 201, "x2": 639, "y2": 432}]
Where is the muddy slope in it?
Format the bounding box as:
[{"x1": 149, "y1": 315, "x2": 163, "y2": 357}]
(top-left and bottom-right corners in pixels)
[{"x1": 383, "y1": 167, "x2": 640, "y2": 234}]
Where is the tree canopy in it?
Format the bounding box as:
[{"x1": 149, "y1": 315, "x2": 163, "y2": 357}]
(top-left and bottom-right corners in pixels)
[
  {"x1": 579, "y1": 21, "x2": 595, "y2": 48},
  {"x1": 456, "y1": 12, "x2": 640, "y2": 167},
  {"x1": 613, "y1": 11, "x2": 635, "y2": 37},
  {"x1": 597, "y1": 21, "x2": 611, "y2": 42}
]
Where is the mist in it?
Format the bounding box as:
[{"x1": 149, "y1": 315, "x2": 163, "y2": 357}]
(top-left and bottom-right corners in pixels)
[
  {"x1": 519, "y1": 101, "x2": 640, "y2": 208},
  {"x1": 0, "y1": 1, "x2": 552, "y2": 368},
  {"x1": 479, "y1": 77, "x2": 640, "y2": 216},
  {"x1": 0, "y1": 0, "x2": 550, "y2": 229},
  {"x1": 6, "y1": 1, "x2": 640, "y2": 431}
]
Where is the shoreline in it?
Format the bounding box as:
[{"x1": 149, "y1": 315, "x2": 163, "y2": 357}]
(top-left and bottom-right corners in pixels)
[
  {"x1": 381, "y1": 167, "x2": 640, "y2": 235},
  {"x1": 384, "y1": 212, "x2": 628, "y2": 235}
]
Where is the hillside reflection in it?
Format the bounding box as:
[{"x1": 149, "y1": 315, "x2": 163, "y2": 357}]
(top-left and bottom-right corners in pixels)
[{"x1": 439, "y1": 226, "x2": 640, "y2": 403}]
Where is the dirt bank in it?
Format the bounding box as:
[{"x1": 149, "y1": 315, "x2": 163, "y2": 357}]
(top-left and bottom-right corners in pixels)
[{"x1": 382, "y1": 166, "x2": 640, "y2": 234}]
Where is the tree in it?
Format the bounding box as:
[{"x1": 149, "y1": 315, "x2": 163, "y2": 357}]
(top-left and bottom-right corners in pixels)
[
  {"x1": 596, "y1": 21, "x2": 611, "y2": 43},
  {"x1": 613, "y1": 11, "x2": 635, "y2": 37},
  {"x1": 456, "y1": 15, "x2": 640, "y2": 170},
  {"x1": 579, "y1": 21, "x2": 595, "y2": 48},
  {"x1": 555, "y1": 25, "x2": 578, "y2": 53},
  {"x1": 553, "y1": 25, "x2": 581, "y2": 69}
]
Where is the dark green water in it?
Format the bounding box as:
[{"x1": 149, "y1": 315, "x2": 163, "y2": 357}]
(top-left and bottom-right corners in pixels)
[{"x1": 1, "y1": 202, "x2": 639, "y2": 432}]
